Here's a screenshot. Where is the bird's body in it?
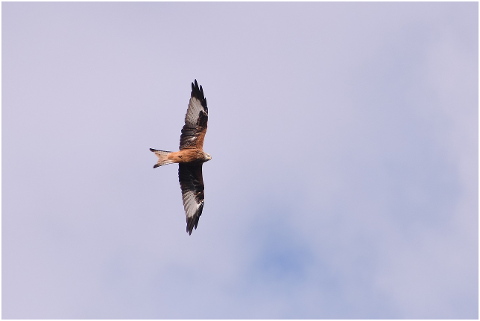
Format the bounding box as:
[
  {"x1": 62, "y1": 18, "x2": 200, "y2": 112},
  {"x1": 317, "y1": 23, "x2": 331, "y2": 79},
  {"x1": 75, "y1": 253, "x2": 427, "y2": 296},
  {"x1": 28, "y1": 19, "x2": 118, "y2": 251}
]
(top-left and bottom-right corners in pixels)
[
  {"x1": 150, "y1": 80, "x2": 211, "y2": 235},
  {"x1": 151, "y1": 149, "x2": 211, "y2": 166}
]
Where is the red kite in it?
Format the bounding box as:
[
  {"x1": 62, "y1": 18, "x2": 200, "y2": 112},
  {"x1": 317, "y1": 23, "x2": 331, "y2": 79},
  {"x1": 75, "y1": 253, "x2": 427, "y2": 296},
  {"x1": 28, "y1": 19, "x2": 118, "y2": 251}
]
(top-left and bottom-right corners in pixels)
[{"x1": 150, "y1": 80, "x2": 211, "y2": 235}]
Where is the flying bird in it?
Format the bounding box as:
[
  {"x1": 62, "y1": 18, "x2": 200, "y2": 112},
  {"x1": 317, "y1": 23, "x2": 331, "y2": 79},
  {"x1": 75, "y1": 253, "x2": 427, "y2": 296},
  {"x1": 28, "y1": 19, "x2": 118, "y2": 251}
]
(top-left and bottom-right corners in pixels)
[{"x1": 150, "y1": 80, "x2": 212, "y2": 235}]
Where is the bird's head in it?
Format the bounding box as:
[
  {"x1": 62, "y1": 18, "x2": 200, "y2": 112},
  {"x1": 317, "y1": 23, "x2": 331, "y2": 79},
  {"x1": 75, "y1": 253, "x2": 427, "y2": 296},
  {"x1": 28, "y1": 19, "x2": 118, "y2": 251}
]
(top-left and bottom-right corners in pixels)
[{"x1": 204, "y1": 152, "x2": 212, "y2": 162}]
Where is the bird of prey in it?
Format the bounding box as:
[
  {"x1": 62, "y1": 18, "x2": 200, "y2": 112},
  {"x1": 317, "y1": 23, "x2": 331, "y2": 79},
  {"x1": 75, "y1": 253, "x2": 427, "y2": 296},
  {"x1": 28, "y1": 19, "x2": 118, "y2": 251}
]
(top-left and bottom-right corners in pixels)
[{"x1": 150, "y1": 80, "x2": 212, "y2": 235}]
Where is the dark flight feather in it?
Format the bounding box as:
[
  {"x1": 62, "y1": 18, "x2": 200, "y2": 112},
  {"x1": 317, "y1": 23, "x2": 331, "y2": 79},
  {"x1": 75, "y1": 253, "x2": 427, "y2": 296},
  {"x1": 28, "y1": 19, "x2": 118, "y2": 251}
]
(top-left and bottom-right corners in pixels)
[
  {"x1": 178, "y1": 163, "x2": 205, "y2": 235},
  {"x1": 180, "y1": 79, "x2": 208, "y2": 150}
]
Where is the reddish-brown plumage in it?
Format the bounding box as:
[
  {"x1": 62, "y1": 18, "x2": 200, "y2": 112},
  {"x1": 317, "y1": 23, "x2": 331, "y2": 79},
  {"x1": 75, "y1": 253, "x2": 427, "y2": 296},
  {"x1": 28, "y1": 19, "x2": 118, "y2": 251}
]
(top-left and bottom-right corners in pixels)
[{"x1": 167, "y1": 149, "x2": 210, "y2": 164}]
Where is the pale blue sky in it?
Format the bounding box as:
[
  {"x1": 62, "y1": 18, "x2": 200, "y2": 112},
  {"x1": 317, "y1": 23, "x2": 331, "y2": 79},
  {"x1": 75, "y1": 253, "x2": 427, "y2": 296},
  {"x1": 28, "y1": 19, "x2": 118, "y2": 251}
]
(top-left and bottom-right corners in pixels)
[{"x1": 3, "y1": 2, "x2": 478, "y2": 318}]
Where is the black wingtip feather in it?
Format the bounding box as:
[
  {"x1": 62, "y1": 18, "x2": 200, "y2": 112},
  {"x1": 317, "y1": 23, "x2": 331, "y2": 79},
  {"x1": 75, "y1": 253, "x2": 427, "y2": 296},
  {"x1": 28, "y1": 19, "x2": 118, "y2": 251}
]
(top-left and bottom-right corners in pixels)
[
  {"x1": 186, "y1": 204, "x2": 203, "y2": 235},
  {"x1": 191, "y1": 79, "x2": 208, "y2": 111}
]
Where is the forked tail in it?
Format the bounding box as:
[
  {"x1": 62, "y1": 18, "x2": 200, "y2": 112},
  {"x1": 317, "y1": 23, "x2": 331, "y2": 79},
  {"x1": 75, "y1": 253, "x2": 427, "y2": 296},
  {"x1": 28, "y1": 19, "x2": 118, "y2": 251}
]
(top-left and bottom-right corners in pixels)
[{"x1": 150, "y1": 148, "x2": 174, "y2": 168}]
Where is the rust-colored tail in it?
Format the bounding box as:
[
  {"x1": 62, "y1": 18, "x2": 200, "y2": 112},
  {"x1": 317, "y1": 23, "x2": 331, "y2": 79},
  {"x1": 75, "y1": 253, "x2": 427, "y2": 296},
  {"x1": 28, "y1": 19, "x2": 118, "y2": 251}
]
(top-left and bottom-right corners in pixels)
[{"x1": 150, "y1": 148, "x2": 174, "y2": 168}]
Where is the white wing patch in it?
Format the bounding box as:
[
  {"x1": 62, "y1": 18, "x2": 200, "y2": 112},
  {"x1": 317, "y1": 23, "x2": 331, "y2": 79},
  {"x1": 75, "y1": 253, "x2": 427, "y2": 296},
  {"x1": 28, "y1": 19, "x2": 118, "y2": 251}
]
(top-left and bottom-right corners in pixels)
[
  {"x1": 184, "y1": 97, "x2": 205, "y2": 128},
  {"x1": 182, "y1": 190, "x2": 202, "y2": 218}
]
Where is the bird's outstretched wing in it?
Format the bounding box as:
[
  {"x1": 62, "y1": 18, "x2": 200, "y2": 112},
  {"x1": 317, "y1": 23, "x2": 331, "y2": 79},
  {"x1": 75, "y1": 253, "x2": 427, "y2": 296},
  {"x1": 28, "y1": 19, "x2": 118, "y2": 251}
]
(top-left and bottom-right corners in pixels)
[
  {"x1": 180, "y1": 79, "x2": 208, "y2": 150},
  {"x1": 178, "y1": 163, "x2": 204, "y2": 235}
]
